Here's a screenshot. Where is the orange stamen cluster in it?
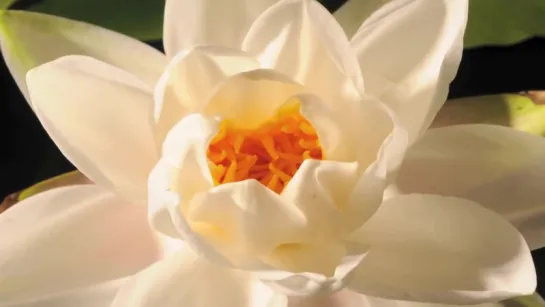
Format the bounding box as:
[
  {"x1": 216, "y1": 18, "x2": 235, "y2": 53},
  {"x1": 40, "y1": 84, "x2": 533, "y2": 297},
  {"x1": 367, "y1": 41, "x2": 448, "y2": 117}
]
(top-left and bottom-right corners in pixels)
[{"x1": 207, "y1": 107, "x2": 323, "y2": 194}]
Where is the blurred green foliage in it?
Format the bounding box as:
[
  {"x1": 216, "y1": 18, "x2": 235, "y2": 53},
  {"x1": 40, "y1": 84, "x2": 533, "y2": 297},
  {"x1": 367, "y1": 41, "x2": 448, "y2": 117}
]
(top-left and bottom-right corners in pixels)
[
  {"x1": 465, "y1": 0, "x2": 545, "y2": 48},
  {"x1": 23, "y1": 0, "x2": 164, "y2": 41},
  {"x1": 434, "y1": 94, "x2": 545, "y2": 136},
  {"x1": 2, "y1": 0, "x2": 541, "y2": 48},
  {"x1": 0, "y1": 0, "x2": 14, "y2": 10}
]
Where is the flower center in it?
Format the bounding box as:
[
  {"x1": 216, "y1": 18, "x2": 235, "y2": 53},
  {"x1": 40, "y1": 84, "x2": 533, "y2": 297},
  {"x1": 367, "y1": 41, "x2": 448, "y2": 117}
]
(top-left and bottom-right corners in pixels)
[{"x1": 207, "y1": 105, "x2": 323, "y2": 194}]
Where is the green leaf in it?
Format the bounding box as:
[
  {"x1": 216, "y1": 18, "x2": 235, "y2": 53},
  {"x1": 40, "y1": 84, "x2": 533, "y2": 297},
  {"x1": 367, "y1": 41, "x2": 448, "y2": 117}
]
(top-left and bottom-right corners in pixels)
[
  {"x1": 432, "y1": 94, "x2": 545, "y2": 136},
  {"x1": 17, "y1": 171, "x2": 90, "y2": 201},
  {"x1": 508, "y1": 293, "x2": 545, "y2": 307},
  {"x1": 1, "y1": 171, "x2": 90, "y2": 214},
  {"x1": 0, "y1": 0, "x2": 15, "y2": 10},
  {"x1": 12, "y1": 0, "x2": 545, "y2": 46},
  {"x1": 465, "y1": 0, "x2": 545, "y2": 48},
  {"x1": 26, "y1": 0, "x2": 165, "y2": 41},
  {"x1": 19, "y1": 0, "x2": 337, "y2": 42}
]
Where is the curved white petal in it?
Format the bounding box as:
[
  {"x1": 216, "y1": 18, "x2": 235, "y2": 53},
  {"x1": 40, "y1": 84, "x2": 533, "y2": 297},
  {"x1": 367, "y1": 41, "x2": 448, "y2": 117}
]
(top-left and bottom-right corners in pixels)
[
  {"x1": 243, "y1": 0, "x2": 364, "y2": 110},
  {"x1": 287, "y1": 289, "x2": 366, "y2": 307},
  {"x1": 203, "y1": 69, "x2": 303, "y2": 129},
  {"x1": 0, "y1": 10, "x2": 166, "y2": 104},
  {"x1": 352, "y1": 0, "x2": 467, "y2": 142},
  {"x1": 390, "y1": 124, "x2": 545, "y2": 250},
  {"x1": 333, "y1": 0, "x2": 389, "y2": 39},
  {"x1": 148, "y1": 114, "x2": 218, "y2": 239},
  {"x1": 188, "y1": 180, "x2": 309, "y2": 266},
  {"x1": 2, "y1": 279, "x2": 126, "y2": 307},
  {"x1": 0, "y1": 185, "x2": 161, "y2": 305},
  {"x1": 357, "y1": 295, "x2": 508, "y2": 307},
  {"x1": 348, "y1": 194, "x2": 535, "y2": 304},
  {"x1": 298, "y1": 94, "x2": 409, "y2": 233},
  {"x1": 298, "y1": 93, "x2": 361, "y2": 162},
  {"x1": 287, "y1": 290, "x2": 510, "y2": 307},
  {"x1": 281, "y1": 159, "x2": 359, "y2": 235},
  {"x1": 187, "y1": 178, "x2": 361, "y2": 277},
  {"x1": 256, "y1": 242, "x2": 366, "y2": 297},
  {"x1": 163, "y1": 0, "x2": 280, "y2": 57},
  {"x1": 154, "y1": 46, "x2": 260, "y2": 145},
  {"x1": 111, "y1": 247, "x2": 283, "y2": 307},
  {"x1": 27, "y1": 55, "x2": 158, "y2": 204}
]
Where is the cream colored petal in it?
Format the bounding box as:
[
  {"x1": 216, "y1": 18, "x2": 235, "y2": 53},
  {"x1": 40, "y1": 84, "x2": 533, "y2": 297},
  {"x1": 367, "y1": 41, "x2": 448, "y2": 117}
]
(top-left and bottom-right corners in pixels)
[
  {"x1": 148, "y1": 114, "x2": 218, "y2": 239},
  {"x1": 299, "y1": 93, "x2": 408, "y2": 232},
  {"x1": 203, "y1": 69, "x2": 304, "y2": 129},
  {"x1": 0, "y1": 185, "x2": 161, "y2": 305},
  {"x1": 289, "y1": 291, "x2": 511, "y2": 307},
  {"x1": 389, "y1": 124, "x2": 545, "y2": 250},
  {"x1": 187, "y1": 179, "x2": 347, "y2": 272},
  {"x1": 147, "y1": 159, "x2": 182, "y2": 239},
  {"x1": 349, "y1": 194, "x2": 535, "y2": 304},
  {"x1": 154, "y1": 46, "x2": 260, "y2": 145},
  {"x1": 288, "y1": 289, "x2": 366, "y2": 307},
  {"x1": 161, "y1": 114, "x2": 218, "y2": 207},
  {"x1": 352, "y1": 0, "x2": 467, "y2": 142},
  {"x1": 298, "y1": 93, "x2": 406, "y2": 169},
  {"x1": 256, "y1": 242, "x2": 366, "y2": 297},
  {"x1": 357, "y1": 295, "x2": 508, "y2": 307},
  {"x1": 163, "y1": 0, "x2": 280, "y2": 57},
  {"x1": 2, "y1": 279, "x2": 126, "y2": 307},
  {"x1": 282, "y1": 158, "x2": 366, "y2": 237},
  {"x1": 111, "y1": 247, "x2": 283, "y2": 307},
  {"x1": 346, "y1": 99, "x2": 409, "y2": 230},
  {"x1": 298, "y1": 93, "x2": 361, "y2": 162},
  {"x1": 27, "y1": 55, "x2": 157, "y2": 204},
  {"x1": 333, "y1": 0, "x2": 389, "y2": 39},
  {"x1": 149, "y1": 114, "x2": 234, "y2": 266},
  {"x1": 243, "y1": 0, "x2": 364, "y2": 110},
  {"x1": 0, "y1": 10, "x2": 166, "y2": 104}
]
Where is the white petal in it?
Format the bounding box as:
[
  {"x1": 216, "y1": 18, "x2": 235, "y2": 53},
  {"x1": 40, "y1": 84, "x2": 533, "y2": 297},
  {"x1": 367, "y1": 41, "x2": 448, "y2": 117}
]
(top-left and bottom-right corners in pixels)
[
  {"x1": 2, "y1": 279, "x2": 126, "y2": 307},
  {"x1": 288, "y1": 291, "x2": 511, "y2": 307},
  {"x1": 298, "y1": 93, "x2": 362, "y2": 162},
  {"x1": 161, "y1": 114, "x2": 218, "y2": 209},
  {"x1": 188, "y1": 180, "x2": 311, "y2": 267},
  {"x1": 154, "y1": 46, "x2": 260, "y2": 145},
  {"x1": 352, "y1": 0, "x2": 467, "y2": 142},
  {"x1": 243, "y1": 0, "x2": 365, "y2": 110},
  {"x1": 163, "y1": 0, "x2": 280, "y2": 57},
  {"x1": 298, "y1": 93, "x2": 409, "y2": 231},
  {"x1": 0, "y1": 185, "x2": 161, "y2": 305},
  {"x1": 148, "y1": 114, "x2": 218, "y2": 239},
  {"x1": 348, "y1": 194, "x2": 535, "y2": 304},
  {"x1": 186, "y1": 178, "x2": 358, "y2": 277},
  {"x1": 390, "y1": 124, "x2": 545, "y2": 250},
  {"x1": 257, "y1": 243, "x2": 366, "y2": 296},
  {"x1": 281, "y1": 159, "x2": 359, "y2": 235},
  {"x1": 288, "y1": 289, "x2": 366, "y2": 307},
  {"x1": 356, "y1": 295, "x2": 508, "y2": 307},
  {"x1": 203, "y1": 69, "x2": 303, "y2": 129},
  {"x1": 0, "y1": 10, "x2": 166, "y2": 104},
  {"x1": 333, "y1": 0, "x2": 389, "y2": 39},
  {"x1": 27, "y1": 55, "x2": 158, "y2": 204},
  {"x1": 149, "y1": 114, "x2": 236, "y2": 267},
  {"x1": 111, "y1": 247, "x2": 283, "y2": 307}
]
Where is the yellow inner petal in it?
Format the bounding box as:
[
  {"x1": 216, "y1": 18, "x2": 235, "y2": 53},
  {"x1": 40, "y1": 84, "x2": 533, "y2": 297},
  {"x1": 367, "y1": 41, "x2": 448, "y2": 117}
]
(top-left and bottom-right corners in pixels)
[{"x1": 207, "y1": 105, "x2": 323, "y2": 193}]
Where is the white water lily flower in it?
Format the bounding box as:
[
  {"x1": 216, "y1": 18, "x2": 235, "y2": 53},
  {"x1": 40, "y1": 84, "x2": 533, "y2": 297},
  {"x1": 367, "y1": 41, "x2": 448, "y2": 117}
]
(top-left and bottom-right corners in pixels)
[{"x1": 0, "y1": 0, "x2": 544, "y2": 306}]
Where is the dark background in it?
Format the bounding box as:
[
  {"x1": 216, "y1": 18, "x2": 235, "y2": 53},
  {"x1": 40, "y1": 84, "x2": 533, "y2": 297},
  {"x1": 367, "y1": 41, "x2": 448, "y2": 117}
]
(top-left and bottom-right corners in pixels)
[{"x1": 2, "y1": 0, "x2": 545, "y2": 296}]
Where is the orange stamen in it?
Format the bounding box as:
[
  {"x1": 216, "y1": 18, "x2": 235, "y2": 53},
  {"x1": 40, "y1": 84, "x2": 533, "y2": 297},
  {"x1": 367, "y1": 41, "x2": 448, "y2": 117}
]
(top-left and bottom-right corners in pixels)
[{"x1": 206, "y1": 105, "x2": 323, "y2": 194}]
